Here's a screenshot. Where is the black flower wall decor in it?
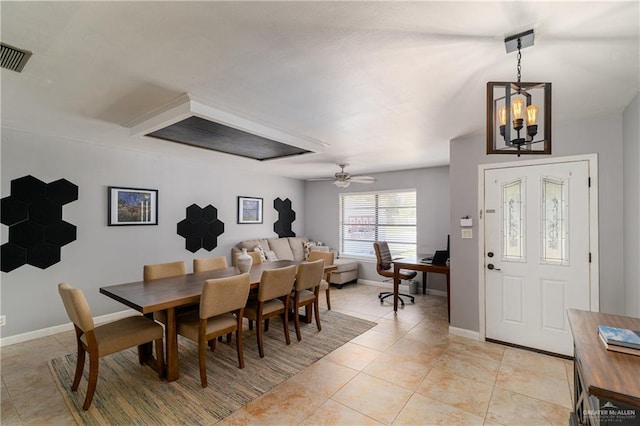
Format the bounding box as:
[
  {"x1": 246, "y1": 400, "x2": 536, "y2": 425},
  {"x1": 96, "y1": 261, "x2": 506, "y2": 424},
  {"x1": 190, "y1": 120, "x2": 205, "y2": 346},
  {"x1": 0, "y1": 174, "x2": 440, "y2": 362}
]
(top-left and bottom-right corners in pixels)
[
  {"x1": 1, "y1": 175, "x2": 78, "y2": 272},
  {"x1": 273, "y1": 197, "x2": 296, "y2": 238},
  {"x1": 177, "y1": 203, "x2": 224, "y2": 253}
]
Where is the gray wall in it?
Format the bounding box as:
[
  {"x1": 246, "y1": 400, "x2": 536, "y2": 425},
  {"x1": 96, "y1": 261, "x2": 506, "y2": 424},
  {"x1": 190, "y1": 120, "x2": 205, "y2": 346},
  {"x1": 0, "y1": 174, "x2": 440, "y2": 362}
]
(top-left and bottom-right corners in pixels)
[
  {"x1": 0, "y1": 128, "x2": 305, "y2": 338},
  {"x1": 623, "y1": 94, "x2": 640, "y2": 318},
  {"x1": 304, "y1": 166, "x2": 450, "y2": 292},
  {"x1": 450, "y1": 111, "x2": 631, "y2": 332}
]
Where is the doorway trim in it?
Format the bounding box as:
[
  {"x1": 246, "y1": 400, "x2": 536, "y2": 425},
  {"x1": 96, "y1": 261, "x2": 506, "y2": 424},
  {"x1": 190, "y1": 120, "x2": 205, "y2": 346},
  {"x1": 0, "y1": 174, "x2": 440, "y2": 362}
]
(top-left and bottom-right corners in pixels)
[{"x1": 477, "y1": 154, "x2": 600, "y2": 341}]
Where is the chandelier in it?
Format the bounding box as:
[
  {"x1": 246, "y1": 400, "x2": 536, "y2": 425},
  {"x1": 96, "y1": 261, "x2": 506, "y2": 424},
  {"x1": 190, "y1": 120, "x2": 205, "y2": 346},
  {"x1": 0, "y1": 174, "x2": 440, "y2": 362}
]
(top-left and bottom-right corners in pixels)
[{"x1": 487, "y1": 29, "x2": 551, "y2": 156}]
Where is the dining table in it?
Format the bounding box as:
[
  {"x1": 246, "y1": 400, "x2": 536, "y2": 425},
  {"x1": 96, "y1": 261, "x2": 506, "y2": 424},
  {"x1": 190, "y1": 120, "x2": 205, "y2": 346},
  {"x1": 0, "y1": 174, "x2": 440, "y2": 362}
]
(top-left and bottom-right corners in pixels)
[{"x1": 100, "y1": 259, "x2": 335, "y2": 382}]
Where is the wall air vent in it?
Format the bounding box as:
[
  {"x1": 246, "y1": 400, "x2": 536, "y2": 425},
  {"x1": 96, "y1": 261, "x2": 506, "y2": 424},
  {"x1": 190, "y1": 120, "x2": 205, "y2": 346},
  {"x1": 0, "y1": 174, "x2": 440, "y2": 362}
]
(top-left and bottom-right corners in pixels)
[
  {"x1": 1, "y1": 42, "x2": 32, "y2": 73},
  {"x1": 126, "y1": 94, "x2": 326, "y2": 161}
]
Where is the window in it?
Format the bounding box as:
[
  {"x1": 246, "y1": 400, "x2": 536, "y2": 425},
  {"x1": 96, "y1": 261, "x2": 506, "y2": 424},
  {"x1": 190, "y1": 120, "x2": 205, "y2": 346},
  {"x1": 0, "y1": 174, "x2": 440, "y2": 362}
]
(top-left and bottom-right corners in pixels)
[{"x1": 339, "y1": 189, "x2": 416, "y2": 258}]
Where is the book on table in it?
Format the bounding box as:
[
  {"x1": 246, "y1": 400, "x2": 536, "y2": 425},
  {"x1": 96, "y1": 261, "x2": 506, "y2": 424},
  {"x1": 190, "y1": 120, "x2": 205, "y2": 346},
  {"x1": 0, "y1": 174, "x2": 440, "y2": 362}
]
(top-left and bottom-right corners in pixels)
[{"x1": 598, "y1": 325, "x2": 640, "y2": 356}]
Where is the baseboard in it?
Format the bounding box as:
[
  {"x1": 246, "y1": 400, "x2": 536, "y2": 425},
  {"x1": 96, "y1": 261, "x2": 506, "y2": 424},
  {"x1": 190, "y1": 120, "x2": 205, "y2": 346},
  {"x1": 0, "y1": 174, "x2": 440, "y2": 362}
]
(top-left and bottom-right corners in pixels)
[
  {"x1": 0, "y1": 309, "x2": 138, "y2": 347},
  {"x1": 448, "y1": 326, "x2": 481, "y2": 340}
]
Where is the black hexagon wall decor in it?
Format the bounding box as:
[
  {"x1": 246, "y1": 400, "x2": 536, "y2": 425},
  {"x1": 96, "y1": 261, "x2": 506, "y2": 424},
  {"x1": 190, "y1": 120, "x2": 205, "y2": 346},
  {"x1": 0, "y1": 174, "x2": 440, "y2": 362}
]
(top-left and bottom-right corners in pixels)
[
  {"x1": 1, "y1": 175, "x2": 78, "y2": 272},
  {"x1": 177, "y1": 203, "x2": 224, "y2": 253},
  {"x1": 273, "y1": 197, "x2": 296, "y2": 238}
]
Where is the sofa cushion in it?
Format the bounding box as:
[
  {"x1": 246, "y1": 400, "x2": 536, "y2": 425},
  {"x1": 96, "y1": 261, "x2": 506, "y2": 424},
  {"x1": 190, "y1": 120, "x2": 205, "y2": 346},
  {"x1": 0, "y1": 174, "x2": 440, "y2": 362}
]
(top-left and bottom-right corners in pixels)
[
  {"x1": 287, "y1": 237, "x2": 308, "y2": 261},
  {"x1": 268, "y1": 238, "x2": 295, "y2": 260}
]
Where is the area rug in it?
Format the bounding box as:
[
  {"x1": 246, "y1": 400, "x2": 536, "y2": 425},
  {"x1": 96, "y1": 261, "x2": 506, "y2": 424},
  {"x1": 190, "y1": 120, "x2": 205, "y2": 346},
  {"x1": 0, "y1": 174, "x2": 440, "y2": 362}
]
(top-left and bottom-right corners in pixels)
[{"x1": 49, "y1": 310, "x2": 376, "y2": 425}]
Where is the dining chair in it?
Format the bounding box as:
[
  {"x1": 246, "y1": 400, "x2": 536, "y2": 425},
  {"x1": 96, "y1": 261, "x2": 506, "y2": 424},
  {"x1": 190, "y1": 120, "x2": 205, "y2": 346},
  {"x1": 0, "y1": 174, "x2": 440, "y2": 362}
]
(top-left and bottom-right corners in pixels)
[
  {"x1": 143, "y1": 260, "x2": 188, "y2": 324},
  {"x1": 373, "y1": 241, "x2": 416, "y2": 306},
  {"x1": 307, "y1": 250, "x2": 335, "y2": 310},
  {"x1": 233, "y1": 250, "x2": 263, "y2": 266},
  {"x1": 57, "y1": 283, "x2": 164, "y2": 410},
  {"x1": 175, "y1": 273, "x2": 251, "y2": 388},
  {"x1": 193, "y1": 256, "x2": 228, "y2": 272},
  {"x1": 291, "y1": 259, "x2": 324, "y2": 341},
  {"x1": 143, "y1": 260, "x2": 187, "y2": 280},
  {"x1": 243, "y1": 265, "x2": 296, "y2": 358}
]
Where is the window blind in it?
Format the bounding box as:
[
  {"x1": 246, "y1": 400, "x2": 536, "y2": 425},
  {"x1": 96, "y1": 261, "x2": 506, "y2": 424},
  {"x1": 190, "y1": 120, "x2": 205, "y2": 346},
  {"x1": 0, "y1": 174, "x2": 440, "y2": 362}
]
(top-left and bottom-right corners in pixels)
[{"x1": 339, "y1": 189, "x2": 417, "y2": 258}]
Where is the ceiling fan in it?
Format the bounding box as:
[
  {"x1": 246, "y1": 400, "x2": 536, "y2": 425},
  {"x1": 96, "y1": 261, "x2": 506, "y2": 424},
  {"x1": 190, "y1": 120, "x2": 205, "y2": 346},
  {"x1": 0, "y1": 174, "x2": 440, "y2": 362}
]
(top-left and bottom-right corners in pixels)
[{"x1": 313, "y1": 164, "x2": 377, "y2": 188}]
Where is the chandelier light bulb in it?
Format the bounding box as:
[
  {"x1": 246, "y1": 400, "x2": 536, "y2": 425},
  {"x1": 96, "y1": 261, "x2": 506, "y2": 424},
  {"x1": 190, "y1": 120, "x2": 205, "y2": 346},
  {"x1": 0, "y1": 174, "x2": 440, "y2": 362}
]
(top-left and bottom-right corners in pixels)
[
  {"x1": 498, "y1": 106, "x2": 507, "y2": 126},
  {"x1": 526, "y1": 104, "x2": 539, "y2": 126},
  {"x1": 511, "y1": 98, "x2": 525, "y2": 120}
]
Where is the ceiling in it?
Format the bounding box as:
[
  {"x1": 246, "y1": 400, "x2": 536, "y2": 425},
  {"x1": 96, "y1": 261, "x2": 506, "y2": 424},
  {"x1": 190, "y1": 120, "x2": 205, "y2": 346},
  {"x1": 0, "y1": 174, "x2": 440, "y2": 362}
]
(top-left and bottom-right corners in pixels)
[{"x1": 1, "y1": 1, "x2": 638, "y2": 180}]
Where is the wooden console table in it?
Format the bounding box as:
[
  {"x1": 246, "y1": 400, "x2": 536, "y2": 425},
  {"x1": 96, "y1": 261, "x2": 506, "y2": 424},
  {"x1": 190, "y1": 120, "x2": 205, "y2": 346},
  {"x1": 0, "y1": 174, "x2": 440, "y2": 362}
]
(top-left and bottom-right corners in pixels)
[{"x1": 567, "y1": 309, "x2": 640, "y2": 425}]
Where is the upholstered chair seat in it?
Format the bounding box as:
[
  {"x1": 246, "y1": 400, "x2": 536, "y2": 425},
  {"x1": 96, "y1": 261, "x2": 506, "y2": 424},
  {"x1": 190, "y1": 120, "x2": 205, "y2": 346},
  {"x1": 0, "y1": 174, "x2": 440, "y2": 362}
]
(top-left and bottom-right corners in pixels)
[
  {"x1": 243, "y1": 265, "x2": 297, "y2": 358},
  {"x1": 291, "y1": 259, "x2": 324, "y2": 341},
  {"x1": 175, "y1": 273, "x2": 251, "y2": 388},
  {"x1": 308, "y1": 250, "x2": 335, "y2": 310},
  {"x1": 143, "y1": 260, "x2": 188, "y2": 324},
  {"x1": 58, "y1": 282, "x2": 164, "y2": 410},
  {"x1": 193, "y1": 256, "x2": 228, "y2": 273}
]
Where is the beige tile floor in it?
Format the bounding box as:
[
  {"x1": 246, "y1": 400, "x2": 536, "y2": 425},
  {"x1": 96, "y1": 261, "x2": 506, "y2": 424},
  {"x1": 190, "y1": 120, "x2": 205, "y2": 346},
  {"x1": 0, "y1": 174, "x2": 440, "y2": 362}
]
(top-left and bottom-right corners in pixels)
[{"x1": 1, "y1": 283, "x2": 574, "y2": 425}]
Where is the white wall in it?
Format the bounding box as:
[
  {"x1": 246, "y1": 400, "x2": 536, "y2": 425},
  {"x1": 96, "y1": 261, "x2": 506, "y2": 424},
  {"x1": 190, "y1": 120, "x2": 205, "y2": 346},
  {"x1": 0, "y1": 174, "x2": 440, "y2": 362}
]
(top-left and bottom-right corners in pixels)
[
  {"x1": 304, "y1": 166, "x2": 450, "y2": 291},
  {"x1": 449, "y1": 112, "x2": 629, "y2": 333},
  {"x1": 623, "y1": 93, "x2": 640, "y2": 318},
  {"x1": 0, "y1": 128, "x2": 305, "y2": 338}
]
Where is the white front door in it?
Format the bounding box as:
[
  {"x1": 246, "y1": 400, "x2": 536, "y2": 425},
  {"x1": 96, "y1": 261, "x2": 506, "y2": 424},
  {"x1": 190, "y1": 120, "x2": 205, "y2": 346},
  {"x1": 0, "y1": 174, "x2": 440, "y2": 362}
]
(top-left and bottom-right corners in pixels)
[{"x1": 483, "y1": 159, "x2": 594, "y2": 356}]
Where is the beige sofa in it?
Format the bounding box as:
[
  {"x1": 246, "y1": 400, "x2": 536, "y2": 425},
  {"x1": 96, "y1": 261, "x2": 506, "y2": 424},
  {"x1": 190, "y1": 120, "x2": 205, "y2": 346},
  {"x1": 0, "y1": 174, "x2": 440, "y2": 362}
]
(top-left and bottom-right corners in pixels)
[{"x1": 231, "y1": 237, "x2": 358, "y2": 287}]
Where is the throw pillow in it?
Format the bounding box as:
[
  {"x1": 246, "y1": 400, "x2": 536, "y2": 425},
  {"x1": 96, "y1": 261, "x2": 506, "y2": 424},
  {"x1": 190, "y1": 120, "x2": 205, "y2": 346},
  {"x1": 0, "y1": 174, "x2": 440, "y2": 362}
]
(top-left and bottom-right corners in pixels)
[
  {"x1": 265, "y1": 250, "x2": 278, "y2": 261},
  {"x1": 253, "y1": 244, "x2": 267, "y2": 262},
  {"x1": 303, "y1": 240, "x2": 324, "y2": 260}
]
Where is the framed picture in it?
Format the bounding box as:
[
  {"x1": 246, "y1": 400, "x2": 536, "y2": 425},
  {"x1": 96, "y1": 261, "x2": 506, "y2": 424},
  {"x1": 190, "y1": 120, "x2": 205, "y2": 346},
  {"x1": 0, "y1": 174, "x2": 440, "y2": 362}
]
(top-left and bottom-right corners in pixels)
[
  {"x1": 237, "y1": 196, "x2": 263, "y2": 224},
  {"x1": 108, "y1": 186, "x2": 158, "y2": 226}
]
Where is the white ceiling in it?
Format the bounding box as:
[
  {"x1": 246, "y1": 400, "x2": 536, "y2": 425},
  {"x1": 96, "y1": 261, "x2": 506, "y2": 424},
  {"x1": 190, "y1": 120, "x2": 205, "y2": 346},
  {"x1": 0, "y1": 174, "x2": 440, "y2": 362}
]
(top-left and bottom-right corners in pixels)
[{"x1": 1, "y1": 1, "x2": 638, "y2": 180}]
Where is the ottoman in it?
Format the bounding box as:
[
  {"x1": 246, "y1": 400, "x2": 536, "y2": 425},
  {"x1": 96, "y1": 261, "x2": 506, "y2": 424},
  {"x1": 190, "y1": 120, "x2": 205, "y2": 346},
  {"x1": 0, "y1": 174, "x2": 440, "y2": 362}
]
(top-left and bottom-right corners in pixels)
[{"x1": 329, "y1": 259, "x2": 359, "y2": 288}]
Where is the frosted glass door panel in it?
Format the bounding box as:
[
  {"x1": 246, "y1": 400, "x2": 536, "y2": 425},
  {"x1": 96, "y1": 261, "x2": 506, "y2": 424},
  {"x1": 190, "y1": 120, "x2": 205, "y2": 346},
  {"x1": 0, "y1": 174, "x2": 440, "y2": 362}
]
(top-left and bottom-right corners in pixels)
[
  {"x1": 502, "y1": 178, "x2": 525, "y2": 262},
  {"x1": 541, "y1": 177, "x2": 569, "y2": 265}
]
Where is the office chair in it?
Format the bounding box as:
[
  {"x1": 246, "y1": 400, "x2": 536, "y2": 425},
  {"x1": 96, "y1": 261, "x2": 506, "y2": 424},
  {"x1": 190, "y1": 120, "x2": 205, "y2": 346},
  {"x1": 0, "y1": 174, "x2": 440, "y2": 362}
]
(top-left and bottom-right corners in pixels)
[{"x1": 373, "y1": 242, "x2": 416, "y2": 306}]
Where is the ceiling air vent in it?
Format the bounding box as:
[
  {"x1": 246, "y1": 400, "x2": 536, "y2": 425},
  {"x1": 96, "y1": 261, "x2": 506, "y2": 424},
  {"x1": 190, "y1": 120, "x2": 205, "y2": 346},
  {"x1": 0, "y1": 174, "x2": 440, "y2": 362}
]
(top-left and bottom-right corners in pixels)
[{"x1": 1, "y1": 42, "x2": 33, "y2": 73}]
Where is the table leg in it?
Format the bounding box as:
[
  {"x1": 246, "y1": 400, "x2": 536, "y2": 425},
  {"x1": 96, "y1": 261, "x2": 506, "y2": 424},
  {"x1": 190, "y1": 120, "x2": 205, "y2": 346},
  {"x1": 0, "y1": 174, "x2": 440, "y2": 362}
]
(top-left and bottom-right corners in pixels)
[
  {"x1": 393, "y1": 266, "x2": 400, "y2": 312},
  {"x1": 137, "y1": 313, "x2": 160, "y2": 373},
  {"x1": 422, "y1": 271, "x2": 427, "y2": 294},
  {"x1": 165, "y1": 307, "x2": 179, "y2": 382}
]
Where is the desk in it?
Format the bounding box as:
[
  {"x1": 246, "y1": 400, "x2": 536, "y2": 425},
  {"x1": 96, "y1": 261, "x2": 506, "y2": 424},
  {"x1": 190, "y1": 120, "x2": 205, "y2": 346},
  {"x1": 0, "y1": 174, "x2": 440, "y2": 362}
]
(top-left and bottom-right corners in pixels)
[
  {"x1": 567, "y1": 309, "x2": 640, "y2": 425},
  {"x1": 392, "y1": 257, "x2": 450, "y2": 320},
  {"x1": 100, "y1": 260, "x2": 309, "y2": 382}
]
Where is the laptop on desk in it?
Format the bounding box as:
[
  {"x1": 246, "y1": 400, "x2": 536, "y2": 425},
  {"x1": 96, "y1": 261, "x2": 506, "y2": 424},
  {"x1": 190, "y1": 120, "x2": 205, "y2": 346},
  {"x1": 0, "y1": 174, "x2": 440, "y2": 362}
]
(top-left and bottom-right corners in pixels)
[{"x1": 422, "y1": 250, "x2": 448, "y2": 265}]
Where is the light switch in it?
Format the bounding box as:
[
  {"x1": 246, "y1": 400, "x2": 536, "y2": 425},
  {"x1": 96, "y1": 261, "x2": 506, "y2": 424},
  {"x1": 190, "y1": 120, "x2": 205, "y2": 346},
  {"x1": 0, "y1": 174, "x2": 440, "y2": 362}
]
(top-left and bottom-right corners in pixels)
[{"x1": 461, "y1": 229, "x2": 473, "y2": 239}]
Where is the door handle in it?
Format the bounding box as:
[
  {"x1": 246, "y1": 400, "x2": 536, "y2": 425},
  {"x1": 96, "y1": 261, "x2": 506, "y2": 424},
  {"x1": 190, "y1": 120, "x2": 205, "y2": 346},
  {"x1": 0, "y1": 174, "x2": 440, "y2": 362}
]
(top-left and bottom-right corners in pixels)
[{"x1": 487, "y1": 263, "x2": 501, "y2": 271}]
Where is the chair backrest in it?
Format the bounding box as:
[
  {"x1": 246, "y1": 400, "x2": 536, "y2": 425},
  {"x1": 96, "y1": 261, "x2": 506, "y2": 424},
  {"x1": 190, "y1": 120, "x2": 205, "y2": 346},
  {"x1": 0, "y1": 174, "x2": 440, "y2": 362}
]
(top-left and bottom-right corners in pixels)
[
  {"x1": 143, "y1": 261, "x2": 186, "y2": 280},
  {"x1": 193, "y1": 256, "x2": 228, "y2": 273},
  {"x1": 200, "y1": 273, "x2": 251, "y2": 319},
  {"x1": 295, "y1": 259, "x2": 325, "y2": 291},
  {"x1": 58, "y1": 283, "x2": 95, "y2": 332},
  {"x1": 257, "y1": 265, "x2": 297, "y2": 302},
  {"x1": 308, "y1": 250, "x2": 334, "y2": 266},
  {"x1": 373, "y1": 242, "x2": 393, "y2": 273},
  {"x1": 233, "y1": 251, "x2": 263, "y2": 266}
]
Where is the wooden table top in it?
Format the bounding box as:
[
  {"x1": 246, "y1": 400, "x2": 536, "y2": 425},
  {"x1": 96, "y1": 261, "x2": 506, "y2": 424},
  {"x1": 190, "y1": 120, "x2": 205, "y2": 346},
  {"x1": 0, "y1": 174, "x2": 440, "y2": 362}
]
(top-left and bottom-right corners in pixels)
[
  {"x1": 100, "y1": 260, "x2": 299, "y2": 314},
  {"x1": 393, "y1": 256, "x2": 450, "y2": 274},
  {"x1": 567, "y1": 309, "x2": 640, "y2": 407}
]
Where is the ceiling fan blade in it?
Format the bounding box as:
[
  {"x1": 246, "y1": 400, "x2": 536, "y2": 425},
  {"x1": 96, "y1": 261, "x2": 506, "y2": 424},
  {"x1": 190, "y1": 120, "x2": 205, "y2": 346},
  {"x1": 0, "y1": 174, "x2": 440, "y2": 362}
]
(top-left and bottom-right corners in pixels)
[
  {"x1": 307, "y1": 177, "x2": 335, "y2": 181},
  {"x1": 349, "y1": 176, "x2": 377, "y2": 183}
]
